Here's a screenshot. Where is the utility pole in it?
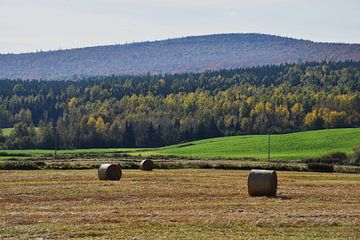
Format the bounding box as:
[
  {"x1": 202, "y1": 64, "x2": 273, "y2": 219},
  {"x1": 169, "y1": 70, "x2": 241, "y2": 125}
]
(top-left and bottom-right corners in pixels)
[
  {"x1": 53, "y1": 124, "x2": 57, "y2": 159},
  {"x1": 261, "y1": 100, "x2": 271, "y2": 162}
]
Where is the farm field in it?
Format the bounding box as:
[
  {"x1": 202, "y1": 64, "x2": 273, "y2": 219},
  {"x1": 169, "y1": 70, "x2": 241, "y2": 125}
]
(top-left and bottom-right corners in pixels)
[
  {"x1": 1, "y1": 128, "x2": 360, "y2": 161},
  {"x1": 0, "y1": 147, "x2": 144, "y2": 155},
  {"x1": 152, "y1": 128, "x2": 360, "y2": 160},
  {"x1": 1, "y1": 169, "x2": 360, "y2": 239}
]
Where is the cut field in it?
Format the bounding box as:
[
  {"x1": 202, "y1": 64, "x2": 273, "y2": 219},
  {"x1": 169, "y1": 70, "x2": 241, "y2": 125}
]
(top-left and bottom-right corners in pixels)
[{"x1": 1, "y1": 169, "x2": 360, "y2": 239}]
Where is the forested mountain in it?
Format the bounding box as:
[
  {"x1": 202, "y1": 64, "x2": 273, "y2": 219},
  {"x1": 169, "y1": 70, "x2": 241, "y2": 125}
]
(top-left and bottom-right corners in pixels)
[
  {"x1": 0, "y1": 61, "x2": 360, "y2": 149},
  {"x1": 1, "y1": 34, "x2": 360, "y2": 80}
]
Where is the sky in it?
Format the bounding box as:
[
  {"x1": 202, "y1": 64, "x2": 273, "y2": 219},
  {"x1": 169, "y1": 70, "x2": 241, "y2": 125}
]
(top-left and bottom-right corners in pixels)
[{"x1": 0, "y1": 0, "x2": 359, "y2": 53}]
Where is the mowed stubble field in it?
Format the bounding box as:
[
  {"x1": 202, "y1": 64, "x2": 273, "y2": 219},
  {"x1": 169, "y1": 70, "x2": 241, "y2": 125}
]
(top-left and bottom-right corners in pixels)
[{"x1": 1, "y1": 169, "x2": 360, "y2": 239}]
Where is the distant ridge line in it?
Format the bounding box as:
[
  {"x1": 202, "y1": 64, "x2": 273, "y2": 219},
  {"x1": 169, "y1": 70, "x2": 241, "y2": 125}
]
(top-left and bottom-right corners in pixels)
[{"x1": 0, "y1": 33, "x2": 360, "y2": 80}]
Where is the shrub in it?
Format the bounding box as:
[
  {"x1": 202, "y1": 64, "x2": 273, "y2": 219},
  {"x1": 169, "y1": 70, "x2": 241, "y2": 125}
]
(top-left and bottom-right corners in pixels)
[
  {"x1": 351, "y1": 147, "x2": 360, "y2": 165},
  {"x1": 214, "y1": 164, "x2": 244, "y2": 170},
  {"x1": 195, "y1": 162, "x2": 213, "y2": 169},
  {"x1": 306, "y1": 152, "x2": 349, "y2": 165},
  {"x1": 121, "y1": 162, "x2": 140, "y2": 169},
  {"x1": 0, "y1": 152, "x2": 31, "y2": 157},
  {"x1": 0, "y1": 161, "x2": 45, "y2": 170},
  {"x1": 44, "y1": 163, "x2": 96, "y2": 170},
  {"x1": 307, "y1": 162, "x2": 334, "y2": 172},
  {"x1": 0, "y1": 144, "x2": 8, "y2": 150},
  {"x1": 153, "y1": 162, "x2": 186, "y2": 169}
]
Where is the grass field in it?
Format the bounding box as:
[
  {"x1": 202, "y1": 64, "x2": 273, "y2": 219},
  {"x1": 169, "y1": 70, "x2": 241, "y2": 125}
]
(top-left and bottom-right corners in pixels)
[
  {"x1": 1, "y1": 169, "x2": 360, "y2": 239},
  {"x1": 150, "y1": 128, "x2": 360, "y2": 160},
  {"x1": 1, "y1": 128, "x2": 360, "y2": 161},
  {"x1": 0, "y1": 147, "x2": 144, "y2": 155}
]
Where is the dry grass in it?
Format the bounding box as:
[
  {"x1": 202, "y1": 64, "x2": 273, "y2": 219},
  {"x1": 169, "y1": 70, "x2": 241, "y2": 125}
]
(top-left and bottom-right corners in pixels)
[{"x1": 1, "y1": 169, "x2": 360, "y2": 239}]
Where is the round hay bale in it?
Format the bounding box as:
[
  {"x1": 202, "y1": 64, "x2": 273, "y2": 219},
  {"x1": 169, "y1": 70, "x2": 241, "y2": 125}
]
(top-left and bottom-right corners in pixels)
[
  {"x1": 140, "y1": 159, "x2": 154, "y2": 171},
  {"x1": 98, "y1": 164, "x2": 122, "y2": 181},
  {"x1": 247, "y1": 169, "x2": 277, "y2": 197}
]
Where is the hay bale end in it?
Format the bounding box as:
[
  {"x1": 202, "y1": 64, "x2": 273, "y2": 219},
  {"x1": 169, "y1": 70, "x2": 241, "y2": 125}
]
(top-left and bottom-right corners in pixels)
[
  {"x1": 140, "y1": 159, "x2": 154, "y2": 171},
  {"x1": 98, "y1": 164, "x2": 122, "y2": 181},
  {"x1": 248, "y1": 169, "x2": 277, "y2": 197}
]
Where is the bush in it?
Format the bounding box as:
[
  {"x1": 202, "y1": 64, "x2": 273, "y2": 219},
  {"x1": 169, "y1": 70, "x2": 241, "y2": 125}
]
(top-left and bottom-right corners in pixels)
[
  {"x1": 213, "y1": 164, "x2": 243, "y2": 170},
  {"x1": 0, "y1": 144, "x2": 8, "y2": 150},
  {"x1": 195, "y1": 162, "x2": 213, "y2": 169},
  {"x1": 121, "y1": 162, "x2": 140, "y2": 169},
  {"x1": 306, "y1": 152, "x2": 349, "y2": 165},
  {"x1": 0, "y1": 152, "x2": 31, "y2": 157},
  {"x1": 44, "y1": 163, "x2": 95, "y2": 170},
  {"x1": 0, "y1": 161, "x2": 45, "y2": 170},
  {"x1": 307, "y1": 162, "x2": 334, "y2": 172},
  {"x1": 351, "y1": 147, "x2": 360, "y2": 165},
  {"x1": 153, "y1": 162, "x2": 186, "y2": 169}
]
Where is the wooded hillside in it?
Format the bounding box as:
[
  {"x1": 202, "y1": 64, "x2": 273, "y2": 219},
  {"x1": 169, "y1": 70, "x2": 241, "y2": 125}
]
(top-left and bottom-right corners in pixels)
[
  {"x1": 1, "y1": 34, "x2": 360, "y2": 80},
  {"x1": 0, "y1": 61, "x2": 359, "y2": 149}
]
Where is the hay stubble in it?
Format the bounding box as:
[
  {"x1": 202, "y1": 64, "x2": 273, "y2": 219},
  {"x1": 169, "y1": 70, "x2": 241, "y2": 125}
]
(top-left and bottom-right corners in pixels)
[{"x1": 1, "y1": 170, "x2": 360, "y2": 239}]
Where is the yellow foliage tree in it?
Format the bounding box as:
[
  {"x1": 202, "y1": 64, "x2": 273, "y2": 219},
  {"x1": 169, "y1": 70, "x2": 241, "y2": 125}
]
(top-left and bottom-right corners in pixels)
[
  {"x1": 68, "y1": 97, "x2": 77, "y2": 108},
  {"x1": 96, "y1": 117, "x2": 106, "y2": 134},
  {"x1": 304, "y1": 109, "x2": 323, "y2": 129},
  {"x1": 323, "y1": 110, "x2": 347, "y2": 128},
  {"x1": 87, "y1": 116, "x2": 96, "y2": 127}
]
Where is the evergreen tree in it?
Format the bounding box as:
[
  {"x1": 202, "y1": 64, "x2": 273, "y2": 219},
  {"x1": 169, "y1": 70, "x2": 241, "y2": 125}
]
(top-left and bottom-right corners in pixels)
[{"x1": 123, "y1": 122, "x2": 135, "y2": 147}]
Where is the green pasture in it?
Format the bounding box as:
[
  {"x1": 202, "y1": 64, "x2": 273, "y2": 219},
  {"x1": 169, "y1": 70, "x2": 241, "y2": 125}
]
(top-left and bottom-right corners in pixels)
[
  {"x1": 1, "y1": 128, "x2": 360, "y2": 161},
  {"x1": 150, "y1": 128, "x2": 360, "y2": 160}
]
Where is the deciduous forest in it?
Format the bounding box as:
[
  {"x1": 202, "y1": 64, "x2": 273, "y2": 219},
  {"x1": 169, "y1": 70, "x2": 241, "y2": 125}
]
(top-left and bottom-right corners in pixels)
[{"x1": 0, "y1": 61, "x2": 360, "y2": 149}]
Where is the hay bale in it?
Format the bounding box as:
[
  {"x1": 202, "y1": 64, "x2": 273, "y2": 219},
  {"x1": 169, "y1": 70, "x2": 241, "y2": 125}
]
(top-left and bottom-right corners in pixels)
[
  {"x1": 98, "y1": 164, "x2": 122, "y2": 181},
  {"x1": 248, "y1": 169, "x2": 277, "y2": 197},
  {"x1": 140, "y1": 159, "x2": 154, "y2": 171}
]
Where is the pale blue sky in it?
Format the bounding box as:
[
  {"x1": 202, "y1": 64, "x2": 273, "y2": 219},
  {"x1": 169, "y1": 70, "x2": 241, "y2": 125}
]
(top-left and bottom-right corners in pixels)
[{"x1": 0, "y1": 0, "x2": 359, "y2": 53}]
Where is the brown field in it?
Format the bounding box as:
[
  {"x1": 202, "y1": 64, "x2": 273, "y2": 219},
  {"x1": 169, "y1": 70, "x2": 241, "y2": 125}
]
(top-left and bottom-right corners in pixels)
[{"x1": 1, "y1": 169, "x2": 360, "y2": 239}]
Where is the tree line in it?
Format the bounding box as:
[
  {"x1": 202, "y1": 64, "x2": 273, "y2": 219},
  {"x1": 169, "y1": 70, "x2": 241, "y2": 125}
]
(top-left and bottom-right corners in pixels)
[{"x1": 0, "y1": 61, "x2": 360, "y2": 149}]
